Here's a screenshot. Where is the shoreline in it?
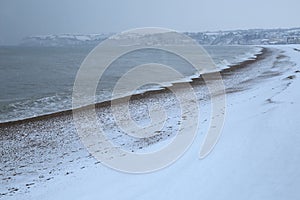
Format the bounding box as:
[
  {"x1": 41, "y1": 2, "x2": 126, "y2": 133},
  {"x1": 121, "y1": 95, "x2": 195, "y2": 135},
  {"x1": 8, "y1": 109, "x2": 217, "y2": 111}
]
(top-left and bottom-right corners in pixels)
[{"x1": 0, "y1": 47, "x2": 266, "y2": 128}]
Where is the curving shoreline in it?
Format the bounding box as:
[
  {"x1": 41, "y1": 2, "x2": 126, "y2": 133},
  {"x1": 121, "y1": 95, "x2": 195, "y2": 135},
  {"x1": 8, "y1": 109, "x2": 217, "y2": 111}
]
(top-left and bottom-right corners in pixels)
[{"x1": 0, "y1": 47, "x2": 266, "y2": 128}]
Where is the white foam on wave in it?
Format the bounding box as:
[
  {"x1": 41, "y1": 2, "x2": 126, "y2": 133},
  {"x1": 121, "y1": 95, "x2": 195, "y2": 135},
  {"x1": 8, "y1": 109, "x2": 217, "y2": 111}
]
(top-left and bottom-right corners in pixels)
[{"x1": 0, "y1": 46, "x2": 264, "y2": 123}]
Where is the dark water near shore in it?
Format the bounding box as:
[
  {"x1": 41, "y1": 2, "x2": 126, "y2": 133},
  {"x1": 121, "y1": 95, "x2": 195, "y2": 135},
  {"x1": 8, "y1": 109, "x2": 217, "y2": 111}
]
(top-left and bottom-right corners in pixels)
[{"x1": 0, "y1": 45, "x2": 262, "y2": 123}]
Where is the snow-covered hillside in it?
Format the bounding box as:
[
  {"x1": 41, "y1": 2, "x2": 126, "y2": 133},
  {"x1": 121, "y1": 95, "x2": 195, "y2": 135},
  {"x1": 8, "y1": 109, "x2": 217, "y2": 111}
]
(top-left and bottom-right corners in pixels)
[
  {"x1": 20, "y1": 28, "x2": 300, "y2": 46},
  {"x1": 185, "y1": 27, "x2": 300, "y2": 45},
  {"x1": 20, "y1": 33, "x2": 112, "y2": 46}
]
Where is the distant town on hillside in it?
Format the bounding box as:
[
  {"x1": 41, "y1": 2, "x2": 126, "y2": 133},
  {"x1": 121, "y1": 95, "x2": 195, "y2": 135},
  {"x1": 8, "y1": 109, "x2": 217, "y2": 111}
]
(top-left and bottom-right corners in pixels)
[{"x1": 20, "y1": 27, "x2": 300, "y2": 46}]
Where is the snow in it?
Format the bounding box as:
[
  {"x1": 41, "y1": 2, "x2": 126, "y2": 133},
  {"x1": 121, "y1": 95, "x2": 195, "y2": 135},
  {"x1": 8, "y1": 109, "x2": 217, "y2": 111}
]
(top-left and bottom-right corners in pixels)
[
  {"x1": 20, "y1": 28, "x2": 300, "y2": 46},
  {"x1": 2, "y1": 45, "x2": 300, "y2": 200}
]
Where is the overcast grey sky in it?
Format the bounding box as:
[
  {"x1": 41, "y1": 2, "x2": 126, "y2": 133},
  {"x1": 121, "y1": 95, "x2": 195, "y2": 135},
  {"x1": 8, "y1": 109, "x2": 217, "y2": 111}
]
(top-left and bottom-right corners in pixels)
[{"x1": 0, "y1": 0, "x2": 299, "y2": 45}]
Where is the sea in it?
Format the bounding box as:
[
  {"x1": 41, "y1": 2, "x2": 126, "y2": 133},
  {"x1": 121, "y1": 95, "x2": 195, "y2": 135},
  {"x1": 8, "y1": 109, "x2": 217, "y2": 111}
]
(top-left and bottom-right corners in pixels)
[{"x1": 0, "y1": 45, "x2": 262, "y2": 123}]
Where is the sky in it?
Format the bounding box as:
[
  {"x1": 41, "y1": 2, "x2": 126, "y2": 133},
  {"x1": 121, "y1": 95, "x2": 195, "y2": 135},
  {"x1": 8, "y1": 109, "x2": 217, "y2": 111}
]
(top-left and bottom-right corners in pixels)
[{"x1": 0, "y1": 0, "x2": 300, "y2": 45}]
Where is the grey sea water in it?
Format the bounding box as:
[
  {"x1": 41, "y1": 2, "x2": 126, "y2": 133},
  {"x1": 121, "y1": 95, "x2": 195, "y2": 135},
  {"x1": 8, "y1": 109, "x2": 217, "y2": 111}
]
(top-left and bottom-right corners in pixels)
[{"x1": 0, "y1": 45, "x2": 262, "y2": 123}]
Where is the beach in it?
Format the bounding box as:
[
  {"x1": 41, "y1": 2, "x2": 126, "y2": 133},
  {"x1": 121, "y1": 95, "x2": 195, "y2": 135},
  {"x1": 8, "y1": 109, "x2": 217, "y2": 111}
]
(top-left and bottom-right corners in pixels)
[{"x1": 1, "y1": 45, "x2": 300, "y2": 199}]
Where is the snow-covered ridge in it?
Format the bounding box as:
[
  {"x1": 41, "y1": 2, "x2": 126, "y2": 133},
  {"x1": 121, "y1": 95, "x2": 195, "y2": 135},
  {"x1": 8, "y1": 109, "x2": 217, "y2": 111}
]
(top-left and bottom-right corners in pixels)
[
  {"x1": 20, "y1": 28, "x2": 300, "y2": 46},
  {"x1": 185, "y1": 27, "x2": 300, "y2": 45},
  {"x1": 20, "y1": 33, "x2": 112, "y2": 46}
]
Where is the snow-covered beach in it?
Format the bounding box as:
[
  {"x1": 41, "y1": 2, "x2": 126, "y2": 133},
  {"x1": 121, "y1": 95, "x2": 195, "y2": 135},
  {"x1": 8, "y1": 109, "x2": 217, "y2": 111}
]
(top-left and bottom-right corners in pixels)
[{"x1": 1, "y1": 45, "x2": 300, "y2": 200}]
